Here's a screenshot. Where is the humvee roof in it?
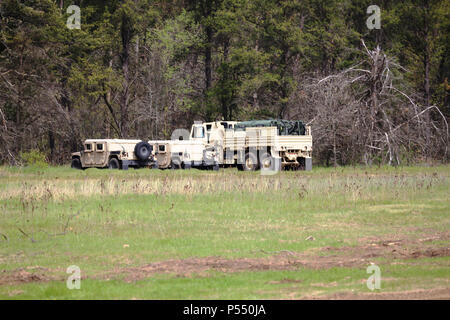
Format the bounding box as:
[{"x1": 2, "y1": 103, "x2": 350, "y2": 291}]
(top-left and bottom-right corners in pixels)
[{"x1": 84, "y1": 139, "x2": 142, "y2": 144}]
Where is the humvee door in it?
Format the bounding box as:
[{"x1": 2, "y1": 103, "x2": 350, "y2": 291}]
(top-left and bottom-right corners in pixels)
[
  {"x1": 84, "y1": 142, "x2": 94, "y2": 166},
  {"x1": 94, "y1": 142, "x2": 107, "y2": 166}
]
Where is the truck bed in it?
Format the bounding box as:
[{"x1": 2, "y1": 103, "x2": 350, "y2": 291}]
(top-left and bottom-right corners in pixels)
[{"x1": 223, "y1": 127, "x2": 312, "y2": 151}]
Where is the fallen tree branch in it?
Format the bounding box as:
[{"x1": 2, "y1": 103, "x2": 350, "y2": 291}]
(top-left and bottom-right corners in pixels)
[
  {"x1": 42, "y1": 204, "x2": 86, "y2": 237},
  {"x1": 17, "y1": 227, "x2": 37, "y2": 243}
]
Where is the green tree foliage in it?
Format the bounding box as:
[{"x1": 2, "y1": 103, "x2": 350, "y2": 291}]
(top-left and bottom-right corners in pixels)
[{"x1": 0, "y1": 0, "x2": 448, "y2": 165}]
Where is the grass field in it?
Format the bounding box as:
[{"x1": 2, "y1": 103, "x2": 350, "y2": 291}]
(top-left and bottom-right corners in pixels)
[{"x1": 0, "y1": 165, "x2": 449, "y2": 299}]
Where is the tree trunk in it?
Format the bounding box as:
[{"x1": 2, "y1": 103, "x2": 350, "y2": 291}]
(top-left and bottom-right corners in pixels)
[
  {"x1": 423, "y1": 32, "x2": 431, "y2": 153},
  {"x1": 48, "y1": 130, "x2": 55, "y2": 163},
  {"x1": 333, "y1": 122, "x2": 337, "y2": 167},
  {"x1": 221, "y1": 39, "x2": 229, "y2": 120},
  {"x1": 423, "y1": 0, "x2": 432, "y2": 158},
  {"x1": 120, "y1": 12, "x2": 132, "y2": 138},
  {"x1": 205, "y1": 25, "x2": 212, "y2": 93}
]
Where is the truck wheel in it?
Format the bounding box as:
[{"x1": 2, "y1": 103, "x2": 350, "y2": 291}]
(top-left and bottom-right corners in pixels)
[
  {"x1": 260, "y1": 152, "x2": 275, "y2": 171},
  {"x1": 182, "y1": 161, "x2": 191, "y2": 170},
  {"x1": 297, "y1": 157, "x2": 306, "y2": 171},
  {"x1": 108, "y1": 158, "x2": 120, "y2": 169},
  {"x1": 171, "y1": 157, "x2": 181, "y2": 169},
  {"x1": 243, "y1": 152, "x2": 258, "y2": 171},
  {"x1": 71, "y1": 158, "x2": 82, "y2": 170},
  {"x1": 135, "y1": 141, "x2": 152, "y2": 161}
]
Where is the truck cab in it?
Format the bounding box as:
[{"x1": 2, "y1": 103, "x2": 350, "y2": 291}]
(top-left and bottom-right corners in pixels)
[{"x1": 190, "y1": 121, "x2": 237, "y2": 145}]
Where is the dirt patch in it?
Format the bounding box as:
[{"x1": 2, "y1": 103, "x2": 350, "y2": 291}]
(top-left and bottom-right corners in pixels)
[
  {"x1": 0, "y1": 267, "x2": 56, "y2": 286},
  {"x1": 268, "y1": 279, "x2": 304, "y2": 285},
  {"x1": 410, "y1": 247, "x2": 450, "y2": 258},
  {"x1": 310, "y1": 281, "x2": 338, "y2": 288},
  {"x1": 2, "y1": 234, "x2": 448, "y2": 286},
  {"x1": 108, "y1": 234, "x2": 450, "y2": 282},
  {"x1": 322, "y1": 243, "x2": 450, "y2": 260},
  {"x1": 108, "y1": 251, "x2": 393, "y2": 283},
  {"x1": 316, "y1": 287, "x2": 450, "y2": 300},
  {"x1": 7, "y1": 289, "x2": 24, "y2": 297},
  {"x1": 115, "y1": 256, "x2": 307, "y2": 282},
  {"x1": 321, "y1": 232, "x2": 450, "y2": 261}
]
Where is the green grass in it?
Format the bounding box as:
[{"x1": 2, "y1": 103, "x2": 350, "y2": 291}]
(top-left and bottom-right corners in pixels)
[
  {"x1": 0, "y1": 165, "x2": 449, "y2": 299},
  {"x1": 1, "y1": 262, "x2": 448, "y2": 299}
]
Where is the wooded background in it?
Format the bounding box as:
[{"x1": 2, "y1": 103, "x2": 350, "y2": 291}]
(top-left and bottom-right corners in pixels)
[{"x1": 0, "y1": 0, "x2": 448, "y2": 166}]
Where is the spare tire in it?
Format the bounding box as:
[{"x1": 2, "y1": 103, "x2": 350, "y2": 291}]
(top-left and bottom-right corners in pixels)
[{"x1": 134, "y1": 141, "x2": 152, "y2": 161}]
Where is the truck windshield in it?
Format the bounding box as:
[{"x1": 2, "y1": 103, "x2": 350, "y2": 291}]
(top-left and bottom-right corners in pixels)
[{"x1": 193, "y1": 126, "x2": 205, "y2": 138}]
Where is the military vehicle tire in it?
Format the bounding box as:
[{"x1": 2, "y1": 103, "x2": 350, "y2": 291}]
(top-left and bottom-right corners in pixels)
[
  {"x1": 171, "y1": 157, "x2": 182, "y2": 169},
  {"x1": 182, "y1": 161, "x2": 191, "y2": 170},
  {"x1": 135, "y1": 141, "x2": 152, "y2": 161},
  {"x1": 108, "y1": 158, "x2": 120, "y2": 169},
  {"x1": 71, "y1": 158, "x2": 82, "y2": 170},
  {"x1": 259, "y1": 152, "x2": 276, "y2": 171},
  {"x1": 243, "y1": 152, "x2": 258, "y2": 171}
]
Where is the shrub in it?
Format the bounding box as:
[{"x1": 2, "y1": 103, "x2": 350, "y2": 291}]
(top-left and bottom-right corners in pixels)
[{"x1": 20, "y1": 149, "x2": 48, "y2": 168}]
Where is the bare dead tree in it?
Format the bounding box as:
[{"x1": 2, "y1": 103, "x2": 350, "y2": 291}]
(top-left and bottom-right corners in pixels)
[{"x1": 291, "y1": 40, "x2": 448, "y2": 166}]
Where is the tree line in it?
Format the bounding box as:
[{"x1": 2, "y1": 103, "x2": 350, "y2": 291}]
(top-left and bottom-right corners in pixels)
[{"x1": 0, "y1": 0, "x2": 448, "y2": 166}]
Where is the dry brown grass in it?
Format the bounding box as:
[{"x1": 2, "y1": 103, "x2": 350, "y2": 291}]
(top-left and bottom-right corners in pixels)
[{"x1": 0, "y1": 167, "x2": 447, "y2": 202}]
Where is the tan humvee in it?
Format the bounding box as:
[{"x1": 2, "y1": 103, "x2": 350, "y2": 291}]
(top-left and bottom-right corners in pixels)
[{"x1": 71, "y1": 139, "x2": 154, "y2": 170}]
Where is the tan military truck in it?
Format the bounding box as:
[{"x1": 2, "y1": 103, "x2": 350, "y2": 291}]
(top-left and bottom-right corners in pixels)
[
  {"x1": 191, "y1": 120, "x2": 312, "y2": 171},
  {"x1": 71, "y1": 139, "x2": 154, "y2": 170}
]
